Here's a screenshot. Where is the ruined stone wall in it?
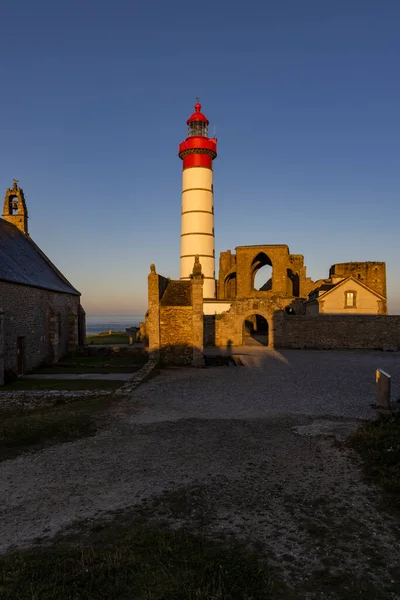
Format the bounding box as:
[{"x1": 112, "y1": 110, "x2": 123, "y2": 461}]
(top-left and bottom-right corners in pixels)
[
  {"x1": 218, "y1": 245, "x2": 315, "y2": 301},
  {"x1": 0, "y1": 281, "x2": 81, "y2": 377},
  {"x1": 329, "y1": 262, "x2": 386, "y2": 298},
  {"x1": 147, "y1": 264, "x2": 204, "y2": 365},
  {"x1": 207, "y1": 296, "x2": 301, "y2": 347},
  {"x1": 217, "y1": 250, "x2": 236, "y2": 299},
  {"x1": 204, "y1": 315, "x2": 216, "y2": 346},
  {"x1": 277, "y1": 315, "x2": 400, "y2": 350},
  {"x1": 160, "y1": 306, "x2": 193, "y2": 364},
  {"x1": 147, "y1": 270, "x2": 170, "y2": 357}
]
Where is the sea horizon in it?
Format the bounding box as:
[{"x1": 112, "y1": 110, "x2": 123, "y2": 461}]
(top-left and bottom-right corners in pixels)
[{"x1": 85, "y1": 314, "x2": 144, "y2": 335}]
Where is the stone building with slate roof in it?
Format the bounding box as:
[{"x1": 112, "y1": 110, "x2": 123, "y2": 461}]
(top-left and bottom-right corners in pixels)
[{"x1": 0, "y1": 181, "x2": 85, "y2": 384}]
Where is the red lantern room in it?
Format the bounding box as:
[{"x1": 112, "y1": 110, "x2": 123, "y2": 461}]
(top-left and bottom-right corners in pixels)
[
  {"x1": 187, "y1": 102, "x2": 209, "y2": 137},
  {"x1": 179, "y1": 102, "x2": 217, "y2": 170}
]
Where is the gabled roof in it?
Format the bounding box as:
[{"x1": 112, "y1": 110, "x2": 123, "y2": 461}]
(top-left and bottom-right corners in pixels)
[
  {"x1": 0, "y1": 219, "x2": 80, "y2": 295},
  {"x1": 161, "y1": 281, "x2": 192, "y2": 306},
  {"x1": 308, "y1": 276, "x2": 385, "y2": 303}
]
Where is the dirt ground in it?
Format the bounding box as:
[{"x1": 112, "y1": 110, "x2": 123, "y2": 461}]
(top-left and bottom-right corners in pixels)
[{"x1": 1, "y1": 350, "x2": 400, "y2": 596}]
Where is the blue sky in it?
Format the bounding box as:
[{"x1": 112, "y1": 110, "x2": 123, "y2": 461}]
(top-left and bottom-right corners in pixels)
[{"x1": 1, "y1": 0, "x2": 399, "y2": 315}]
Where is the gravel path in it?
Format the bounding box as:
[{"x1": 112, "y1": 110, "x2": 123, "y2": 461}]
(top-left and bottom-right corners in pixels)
[
  {"x1": 21, "y1": 373, "x2": 133, "y2": 380},
  {"x1": 138, "y1": 348, "x2": 400, "y2": 421},
  {"x1": 1, "y1": 349, "x2": 400, "y2": 595}
]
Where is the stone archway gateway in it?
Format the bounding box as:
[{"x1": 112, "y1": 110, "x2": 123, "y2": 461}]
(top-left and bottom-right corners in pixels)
[{"x1": 243, "y1": 314, "x2": 269, "y2": 346}]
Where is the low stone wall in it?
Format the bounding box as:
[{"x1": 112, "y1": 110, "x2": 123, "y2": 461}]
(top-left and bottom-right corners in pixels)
[{"x1": 277, "y1": 315, "x2": 400, "y2": 350}]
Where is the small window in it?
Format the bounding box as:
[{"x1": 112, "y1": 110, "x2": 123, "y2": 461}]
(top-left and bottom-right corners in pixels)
[{"x1": 345, "y1": 291, "x2": 355, "y2": 308}]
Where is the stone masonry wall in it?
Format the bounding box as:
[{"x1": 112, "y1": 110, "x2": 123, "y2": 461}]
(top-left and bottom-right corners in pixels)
[
  {"x1": 276, "y1": 315, "x2": 400, "y2": 350},
  {"x1": 147, "y1": 263, "x2": 204, "y2": 365},
  {"x1": 160, "y1": 306, "x2": 194, "y2": 364},
  {"x1": 0, "y1": 281, "x2": 81, "y2": 377},
  {"x1": 210, "y1": 297, "x2": 301, "y2": 347},
  {"x1": 147, "y1": 270, "x2": 169, "y2": 358}
]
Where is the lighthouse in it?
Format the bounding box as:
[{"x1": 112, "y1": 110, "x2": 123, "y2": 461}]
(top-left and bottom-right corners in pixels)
[{"x1": 179, "y1": 102, "x2": 217, "y2": 298}]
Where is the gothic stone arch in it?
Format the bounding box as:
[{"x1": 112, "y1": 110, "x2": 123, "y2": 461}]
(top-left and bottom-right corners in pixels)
[
  {"x1": 235, "y1": 245, "x2": 293, "y2": 298},
  {"x1": 214, "y1": 296, "x2": 290, "y2": 347}
]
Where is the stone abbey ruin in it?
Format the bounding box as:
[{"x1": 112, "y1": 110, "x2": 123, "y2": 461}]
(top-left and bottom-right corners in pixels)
[
  {"x1": 145, "y1": 247, "x2": 400, "y2": 366},
  {"x1": 145, "y1": 102, "x2": 399, "y2": 365}
]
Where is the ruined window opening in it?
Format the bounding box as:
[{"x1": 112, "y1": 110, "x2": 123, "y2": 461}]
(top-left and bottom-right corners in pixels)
[
  {"x1": 287, "y1": 269, "x2": 300, "y2": 297},
  {"x1": 224, "y1": 272, "x2": 237, "y2": 300},
  {"x1": 252, "y1": 252, "x2": 273, "y2": 291}
]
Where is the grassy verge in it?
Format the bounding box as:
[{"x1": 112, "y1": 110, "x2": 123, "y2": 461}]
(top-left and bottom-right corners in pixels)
[
  {"x1": 0, "y1": 396, "x2": 111, "y2": 461},
  {"x1": 0, "y1": 517, "x2": 279, "y2": 600},
  {"x1": 349, "y1": 412, "x2": 400, "y2": 511},
  {"x1": 2, "y1": 379, "x2": 122, "y2": 391},
  {"x1": 35, "y1": 355, "x2": 146, "y2": 374},
  {"x1": 86, "y1": 331, "x2": 129, "y2": 345}
]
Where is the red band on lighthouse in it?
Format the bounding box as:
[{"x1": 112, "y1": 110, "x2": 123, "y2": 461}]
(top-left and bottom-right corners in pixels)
[{"x1": 182, "y1": 154, "x2": 213, "y2": 169}]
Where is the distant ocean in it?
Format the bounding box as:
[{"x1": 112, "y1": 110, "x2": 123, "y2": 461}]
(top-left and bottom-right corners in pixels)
[{"x1": 86, "y1": 314, "x2": 144, "y2": 335}]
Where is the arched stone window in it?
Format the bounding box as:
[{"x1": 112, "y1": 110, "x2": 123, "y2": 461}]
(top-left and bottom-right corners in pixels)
[
  {"x1": 224, "y1": 272, "x2": 237, "y2": 299},
  {"x1": 252, "y1": 252, "x2": 273, "y2": 291},
  {"x1": 287, "y1": 269, "x2": 300, "y2": 297}
]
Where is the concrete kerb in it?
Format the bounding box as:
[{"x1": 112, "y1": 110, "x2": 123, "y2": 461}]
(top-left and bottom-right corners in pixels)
[{"x1": 114, "y1": 358, "x2": 160, "y2": 395}]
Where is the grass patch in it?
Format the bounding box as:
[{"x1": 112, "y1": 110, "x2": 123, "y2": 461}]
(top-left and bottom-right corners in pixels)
[
  {"x1": 0, "y1": 396, "x2": 111, "y2": 460},
  {"x1": 2, "y1": 379, "x2": 122, "y2": 391},
  {"x1": 86, "y1": 331, "x2": 129, "y2": 345},
  {"x1": 349, "y1": 412, "x2": 400, "y2": 510},
  {"x1": 0, "y1": 517, "x2": 281, "y2": 599},
  {"x1": 35, "y1": 354, "x2": 148, "y2": 374},
  {"x1": 35, "y1": 359, "x2": 144, "y2": 375}
]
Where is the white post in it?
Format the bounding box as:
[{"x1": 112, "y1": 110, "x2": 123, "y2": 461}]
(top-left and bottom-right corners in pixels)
[{"x1": 376, "y1": 369, "x2": 391, "y2": 410}]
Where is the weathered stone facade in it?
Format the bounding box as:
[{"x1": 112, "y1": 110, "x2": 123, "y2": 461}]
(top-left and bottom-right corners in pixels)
[
  {"x1": 217, "y1": 245, "x2": 315, "y2": 301},
  {"x1": 0, "y1": 282, "x2": 84, "y2": 382},
  {"x1": 206, "y1": 296, "x2": 302, "y2": 347},
  {"x1": 146, "y1": 259, "x2": 204, "y2": 365},
  {"x1": 275, "y1": 315, "x2": 400, "y2": 350}
]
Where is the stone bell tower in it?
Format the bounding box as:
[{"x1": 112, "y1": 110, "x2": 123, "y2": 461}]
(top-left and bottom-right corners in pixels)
[{"x1": 2, "y1": 180, "x2": 28, "y2": 234}]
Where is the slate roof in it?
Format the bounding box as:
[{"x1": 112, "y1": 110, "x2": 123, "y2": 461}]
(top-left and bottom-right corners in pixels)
[
  {"x1": 161, "y1": 281, "x2": 192, "y2": 306},
  {"x1": 308, "y1": 283, "x2": 336, "y2": 300},
  {"x1": 0, "y1": 219, "x2": 80, "y2": 295}
]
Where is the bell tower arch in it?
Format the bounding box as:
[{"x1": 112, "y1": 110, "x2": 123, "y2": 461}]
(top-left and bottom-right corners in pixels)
[{"x1": 2, "y1": 180, "x2": 29, "y2": 234}]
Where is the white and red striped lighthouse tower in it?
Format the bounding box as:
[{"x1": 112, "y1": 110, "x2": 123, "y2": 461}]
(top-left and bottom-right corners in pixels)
[{"x1": 179, "y1": 102, "x2": 217, "y2": 298}]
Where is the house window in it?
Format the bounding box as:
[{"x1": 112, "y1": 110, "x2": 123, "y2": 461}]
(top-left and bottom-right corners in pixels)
[{"x1": 345, "y1": 291, "x2": 356, "y2": 308}]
